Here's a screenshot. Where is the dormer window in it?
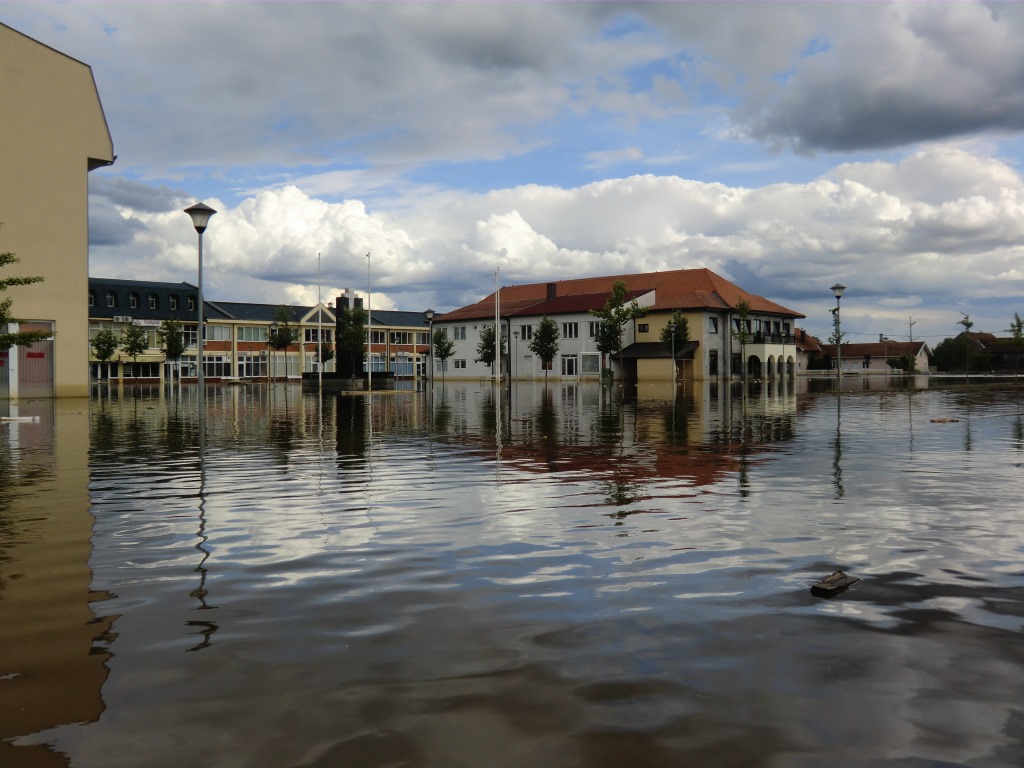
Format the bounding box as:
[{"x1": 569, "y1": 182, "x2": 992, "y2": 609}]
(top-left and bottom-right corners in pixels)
[
  {"x1": 88, "y1": 291, "x2": 95, "y2": 307},
  {"x1": 106, "y1": 292, "x2": 116, "y2": 308},
  {"x1": 170, "y1": 295, "x2": 179, "y2": 310},
  {"x1": 148, "y1": 294, "x2": 158, "y2": 310},
  {"x1": 188, "y1": 296, "x2": 196, "y2": 311},
  {"x1": 130, "y1": 292, "x2": 139, "y2": 309}
]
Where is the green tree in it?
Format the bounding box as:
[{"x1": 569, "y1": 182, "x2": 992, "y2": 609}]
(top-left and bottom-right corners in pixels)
[
  {"x1": 158, "y1": 318, "x2": 186, "y2": 383},
  {"x1": 268, "y1": 305, "x2": 298, "y2": 378},
  {"x1": 474, "y1": 323, "x2": 506, "y2": 373},
  {"x1": 958, "y1": 312, "x2": 973, "y2": 375},
  {"x1": 0, "y1": 234, "x2": 51, "y2": 351},
  {"x1": 120, "y1": 323, "x2": 149, "y2": 369},
  {"x1": 1010, "y1": 312, "x2": 1023, "y2": 381},
  {"x1": 336, "y1": 301, "x2": 367, "y2": 378},
  {"x1": 432, "y1": 328, "x2": 454, "y2": 381},
  {"x1": 590, "y1": 280, "x2": 645, "y2": 366},
  {"x1": 91, "y1": 329, "x2": 118, "y2": 364},
  {"x1": 660, "y1": 311, "x2": 690, "y2": 349},
  {"x1": 660, "y1": 311, "x2": 691, "y2": 380},
  {"x1": 530, "y1": 316, "x2": 560, "y2": 379},
  {"x1": 731, "y1": 300, "x2": 753, "y2": 379}
]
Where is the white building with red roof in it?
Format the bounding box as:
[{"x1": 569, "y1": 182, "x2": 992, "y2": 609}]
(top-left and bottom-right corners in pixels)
[{"x1": 433, "y1": 268, "x2": 804, "y2": 382}]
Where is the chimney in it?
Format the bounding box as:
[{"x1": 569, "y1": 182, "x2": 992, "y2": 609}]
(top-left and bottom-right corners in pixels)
[{"x1": 546, "y1": 282, "x2": 557, "y2": 301}]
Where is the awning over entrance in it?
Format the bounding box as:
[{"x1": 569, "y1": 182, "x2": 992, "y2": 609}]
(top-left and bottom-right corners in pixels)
[{"x1": 617, "y1": 341, "x2": 698, "y2": 360}]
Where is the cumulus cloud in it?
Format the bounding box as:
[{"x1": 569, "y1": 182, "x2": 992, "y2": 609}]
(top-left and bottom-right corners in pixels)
[
  {"x1": 736, "y1": 3, "x2": 1024, "y2": 151},
  {"x1": 86, "y1": 146, "x2": 1024, "y2": 343}
]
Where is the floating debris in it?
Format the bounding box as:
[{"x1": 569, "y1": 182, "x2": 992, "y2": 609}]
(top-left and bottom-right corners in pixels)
[
  {"x1": 810, "y1": 570, "x2": 860, "y2": 596},
  {"x1": 930, "y1": 417, "x2": 960, "y2": 423}
]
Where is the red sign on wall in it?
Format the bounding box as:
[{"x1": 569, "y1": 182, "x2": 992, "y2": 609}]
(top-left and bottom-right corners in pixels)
[{"x1": 26, "y1": 352, "x2": 46, "y2": 359}]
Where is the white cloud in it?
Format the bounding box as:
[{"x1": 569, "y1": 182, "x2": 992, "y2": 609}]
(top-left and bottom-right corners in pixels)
[{"x1": 86, "y1": 145, "x2": 1024, "y2": 344}]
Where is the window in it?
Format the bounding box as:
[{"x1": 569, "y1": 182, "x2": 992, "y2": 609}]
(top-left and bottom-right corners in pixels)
[
  {"x1": 454, "y1": 359, "x2": 467, "y2": 369},
  {"x1": 709, "y1": 317, "x2": 719, "y2": 333},
  {"x1": 520, "y1": 325, "x2": 533, "y2": 340},
  {"x1": 371, "y1": 330, "x2": 386, "y2": 344},
  {"x1": 123, "y1": 362, "x2": 161, "y2": 378},
  {"x1": 542, "y1": 359, "x2": 552, "y2": 371},
  {"x1": 205, "y1": 325, "x2": 230, "y2": 341},
  {"x1": 170, "y1": 295, "x2": 179, "y2": 310},
  {"x1": 106, "y1": 292, "x2": 116, "y2": 308},
  {"x1": 148, "y1": 294, "x2": 158, "y2": 310},
  {"x1": 188, "y1": 297, "x2": 196, "y2": 312},
  {"x1": 754, "y1": 319, "x2": 762, "y2": 333},
  {"x1": 417, "y1": 331, "x2": 429, "y2": 345},
  {"x1": 305, "y1": 328, "x2": 334, "y2": 344},
  {"x1": 709, "y1": 350, "x2": 719, "y2": 376},
  {"x1": 588, "y1": 321, "x2": 599, "y2": 338},
  {"x1": 237, "y1": 326, "x2": 266, "y2": 342},
  {"x1": 454, "y1": 326, "x2": 467, "y2": 341},
  {"x1": 561, "y1": 355, "x2": 577, "y2": 376},
  {"x1": 581, "y1": 353, "x2": 600, "y2": 374},
  {"x1": 88, "y1": 291, "x2": 95, "y2": 307},
  {"x1": 391, "y1": 331, "x2": 413, "y2": 345},
  {"x1": 182, "y1": 324, "x2": 198, "y2": 347},
  {"x1": 562, "y1": 322, "x2": 578, "y2": 339},
  {"x1": 783, "y1": 322, "x2": 790, "y2": 335},
  {"x1": 130, "y1": 293, "x2": 139, "y2": 309},
  {"x1": 638, "y1": 323, "x2": 649, "y2": 334}
]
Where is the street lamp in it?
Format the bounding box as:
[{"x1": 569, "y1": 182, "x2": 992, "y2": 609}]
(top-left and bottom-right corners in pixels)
[
  {"x1": 831, "y1": 283, "x2": 846, "y2": 380},
  {"x1": 512, "y1": 329, "x2": 519, "y2": 380},
  {"x1": 185, "y1": 203, "x2": 216, "y2": 393},
  {"x1": 668, "y1": 321, "x2": 676, "y2": 385},
  {"x1": 425, "y1": 308, "x2": 435, "y2": 385}
]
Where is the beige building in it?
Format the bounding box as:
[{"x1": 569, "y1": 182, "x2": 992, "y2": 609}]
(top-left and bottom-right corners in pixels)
[{"x1": 1, "y1": 23, "x2": 114, "y2": 398}]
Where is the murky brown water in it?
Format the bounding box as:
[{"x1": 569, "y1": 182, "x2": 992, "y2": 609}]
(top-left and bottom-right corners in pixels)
[{"x1": 2, "y1": 379, "x2": 1024, "y2": 767}]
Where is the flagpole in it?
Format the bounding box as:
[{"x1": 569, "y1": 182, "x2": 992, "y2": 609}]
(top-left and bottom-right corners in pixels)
[
  {"x1": 366, "y1": 252, "x2": 372, "y2": 393},
  {"x1": 494, "y1": 267, "x2": 500, "y2": 382},
  {"x1": 317, "y1": 252, "x2": 323, "y2": 392}
]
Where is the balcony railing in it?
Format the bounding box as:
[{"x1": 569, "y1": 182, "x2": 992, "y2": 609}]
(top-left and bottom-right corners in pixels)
[{"x1": 752, "y1": 333, "x2": 796, "y2": 345}]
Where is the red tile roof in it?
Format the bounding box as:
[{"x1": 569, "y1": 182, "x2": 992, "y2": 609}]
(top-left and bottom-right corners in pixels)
[
  {"x1": 435, "y1": 268, "x2": 804, "y2": 322},
  {"x1": 820, "y1": 341, "x2": 929, "y2": 358}
]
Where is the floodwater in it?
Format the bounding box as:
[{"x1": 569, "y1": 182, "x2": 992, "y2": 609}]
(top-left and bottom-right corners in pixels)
[{"x1": 2, "y1": 378, "x2": 1023, "y2": 768}]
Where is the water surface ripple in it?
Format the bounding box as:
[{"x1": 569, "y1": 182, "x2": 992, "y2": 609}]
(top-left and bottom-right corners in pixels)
[{"x1": 2, "y1": 380, "x2": 1023, "y2": 767}]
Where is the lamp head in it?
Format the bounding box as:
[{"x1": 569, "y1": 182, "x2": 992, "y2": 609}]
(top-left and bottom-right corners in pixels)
[
  {"x1": 425, "y1": 308, "x2": 435, "y2": 321},
  {"x1": 185, "y1": 202, "x2": 217, "y2": 234},
  {"x1": 831, "y1": 283, "x2": 846, "y2": 299}
]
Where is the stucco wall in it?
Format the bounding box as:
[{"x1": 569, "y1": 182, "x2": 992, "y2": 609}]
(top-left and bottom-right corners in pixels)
[{"x1": 1, "y1": 25, "x2": 114, "y2": 396}]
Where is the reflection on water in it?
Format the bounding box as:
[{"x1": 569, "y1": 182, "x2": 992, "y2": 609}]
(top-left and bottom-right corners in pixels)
[
  {"x1": 2, "y1": 380, "x2": 1024, "y2": 767},
  {"x1": 0, "y1": 400, "x2": 113, "y2": 768}
]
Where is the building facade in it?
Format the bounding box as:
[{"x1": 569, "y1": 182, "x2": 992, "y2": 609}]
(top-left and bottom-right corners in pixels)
[
  {"x1": 433, "y1": 268, "x2": 804, "y2": 382},
  {"x1": 1, "y1": 23, "x2": 114, "y2": 398},
  {"x1": 87, "y1": 281, "x2": 434, "y2": 385}
]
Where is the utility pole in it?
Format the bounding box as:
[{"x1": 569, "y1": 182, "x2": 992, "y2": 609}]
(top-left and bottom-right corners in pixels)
[{"x1": 907, "y1": 316, "x2": 916, "y2": 343}]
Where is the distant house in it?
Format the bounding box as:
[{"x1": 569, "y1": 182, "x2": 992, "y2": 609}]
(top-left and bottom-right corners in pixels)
[
  {"x1": 1, "y1": 23, "x2": 114, "y2": 397},
  {"x1": 433, "y1": 268, "x2": 804, "y2": 381},
  {"x1": 819, "y1": 340, "x2": 931, "y2": 374},
  {"x1": 793, "y1": 328, "x2": 822, "y2": 374}
]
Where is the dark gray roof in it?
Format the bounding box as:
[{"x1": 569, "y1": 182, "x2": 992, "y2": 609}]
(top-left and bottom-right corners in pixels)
[
  {"x1": 368, "y1": 310, "x2": 432, "y2": 328},
  {"x1": 89, "y1": 277, "x2": 429, "y2": 327},
  {"x1": 618, "y1": 340, "x2": 698, "y2": 360},
  {"x1": 206, "y1": 301, "x2": 305, "y2": 323},
  {"x1": 89, "y1": 278, "x2": 199, "y2": 322}
]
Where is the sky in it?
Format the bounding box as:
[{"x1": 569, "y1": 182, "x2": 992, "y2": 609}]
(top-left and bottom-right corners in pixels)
[{"x1": 4, "y1": 1, "x2": 1024, "y2": 345}]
